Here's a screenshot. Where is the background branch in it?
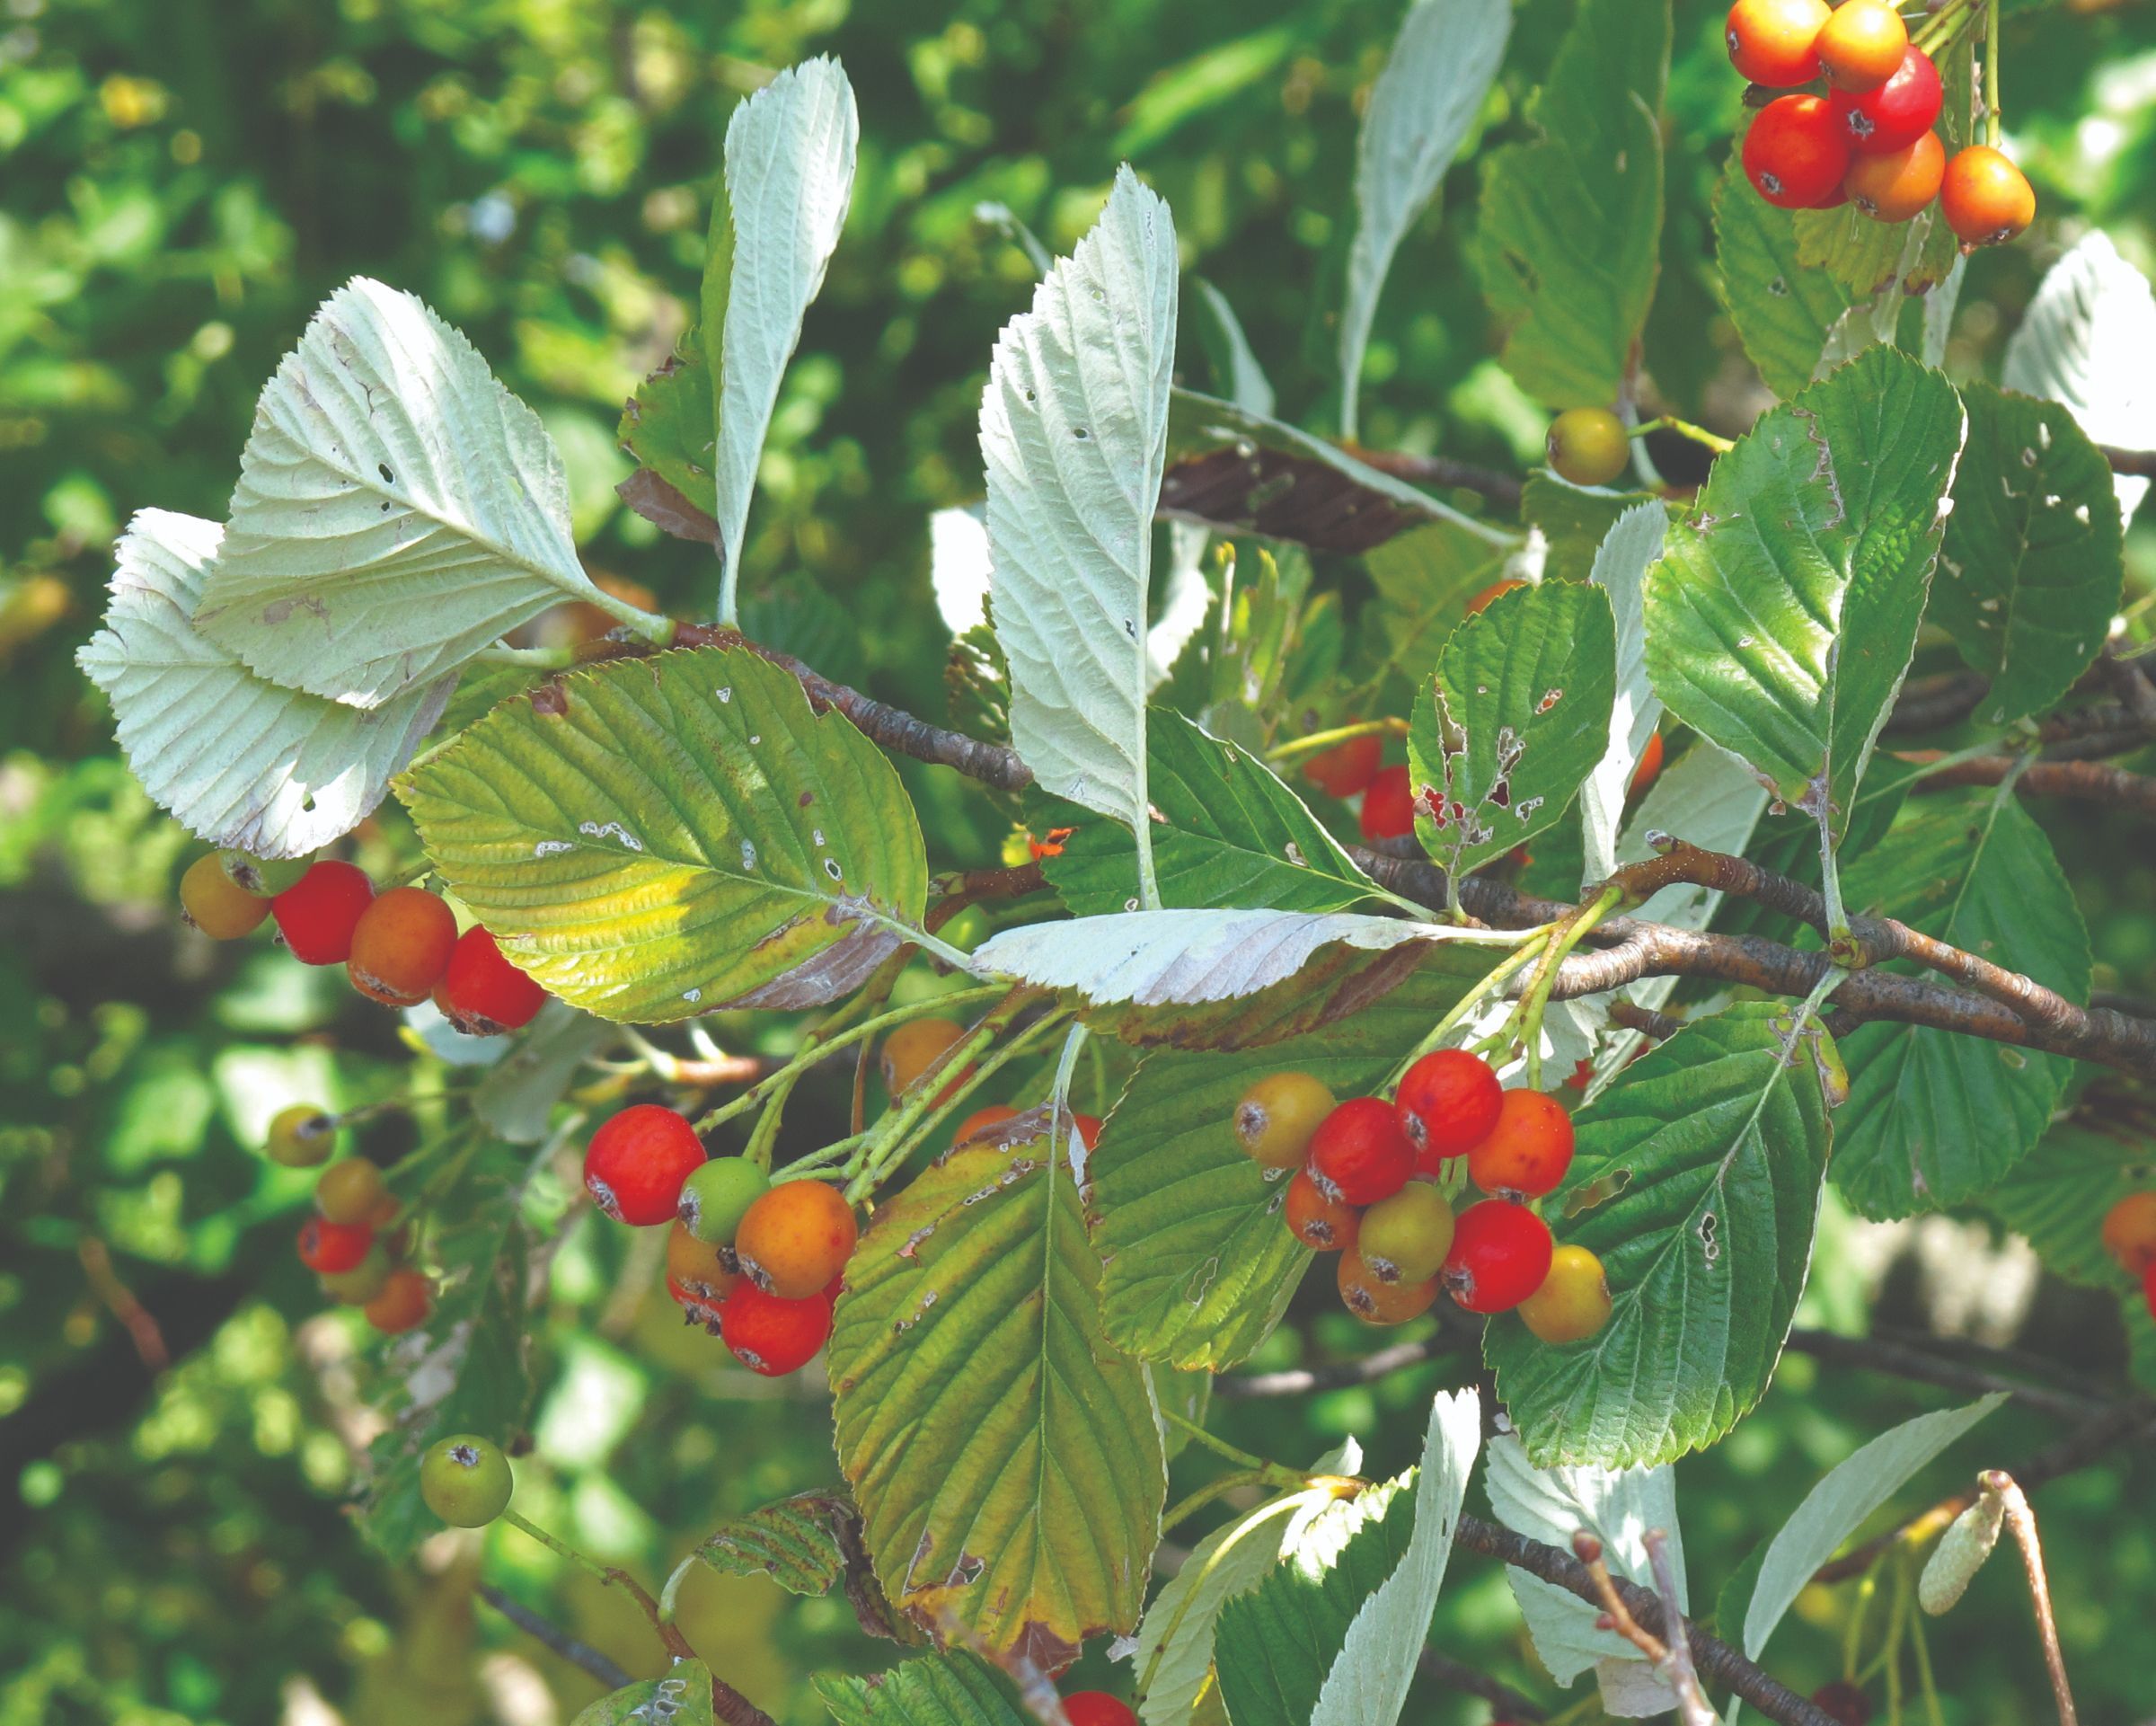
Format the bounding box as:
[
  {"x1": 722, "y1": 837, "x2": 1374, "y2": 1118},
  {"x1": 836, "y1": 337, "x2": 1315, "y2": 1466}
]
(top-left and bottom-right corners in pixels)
[{"x1": 477, "y1": 1581, "x2": 633, "y2": 1689}]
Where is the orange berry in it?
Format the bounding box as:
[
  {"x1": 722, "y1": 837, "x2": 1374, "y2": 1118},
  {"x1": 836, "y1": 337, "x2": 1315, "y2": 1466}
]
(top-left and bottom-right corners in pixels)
[
  {"x1": 1467, "y1": 1089, "x2": 1577, "y2": 1199},
  {"x1": 347, "y1": 886, "x2": 458, "y2": 1007},
  {"x1": 1465, "y1": 578, "x2": 1526, "y2": 616},
  {"x1": 1338, "y1": 1247, "x2": 1441, "y2": 1325},
  {"x1": 734, "y1": 1181, "x2": 858, "y2": 1300},
  {"x1": 2100, "y1": 1191, "x2": 2156, "y2": 1277},
  {"x1": 952, "y1": 1102, "x2": 1022, "y2": 1147},
  {"x1": 1284, "y1": 1169, "x2": 1360, "y2": 1253},
  {"x1": 1846, "y1": 130, "x2": 1945, "y2": 223},
  {"x1": 365, "y1": 1267, "x2": 433, "y2": 1334},
  {"x1": 1940, "y1": 146, "x2": 2035, "y2": 248},
  {"x1": 1072, "y1": 1112, "x2": 1103, "y2": 1153},
  {"x1": 666, "y1": 1218, "x2": 740, "y2": 1304},
  {"x1": 180, "y1": 854, "x2": 270, "y2": 939},
  {"x1": 1817, "y1": 0, "x2": 1907, "y2": 92},
  {"x1": 1629, "y1": 731, "x2": 1665, "y2": 801},
  {"x1": 1726, "y1": 0, "x2": 1830, "y2": 86},
  {"x1": 879, "y1": 1016, "x2": 974, "y2": 1102}
]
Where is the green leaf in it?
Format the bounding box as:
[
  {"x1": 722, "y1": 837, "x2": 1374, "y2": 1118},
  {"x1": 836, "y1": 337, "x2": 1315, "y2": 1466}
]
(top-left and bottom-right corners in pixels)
[
  {"x1": 75, "y1": 510, "x2": 451, "y2": 860},
  {"x1": 697, "y1": 1488, "x2": 908, "y2": 1640},
  {"x1": 619, "y1": 325, "x2": 719, "y2": 536},
  {"x1": 192, "y1": 279, "x2": 631, "y2": 708},
  {"x1": 1933, "y1": 383, "x2": 2125, "y2": 727},
  {"x1": 829, "y1": 1137, "x2": 1164, "y2": 1665},
  {"x1": 738, "y1": 571, "x2": 870, "y2": 691},
  {"x1": 1339, "y1": 0, "x2": 1510, "y2": 438},
  {"x1": 1090, "y1": 964, "x2": 1511, "y2": 1369},
  {"x1": 815, "y1": 1654, "x2": 1029, "y2": 1726},
  {"x1": 1040, "y1": 711, "x2": 1383, "y2": 916},
  {"x1": 1522, "y1": 476, "x2": 1659, "y2": 589},
  {"x1": 985, "y1": 166, "x2": 1179, "y2": 907},
  {"x1": 402, "y1": 645, "x2": 928, "y2": 1023},
  {"x1": 1191, "y1": 278, "x2": 1276, "y2": 418},
  {"x1": 1828, "y1": 792, "x2": 2090, "y2": 1219},
  {"x1": 1486, "y1": 1004, "x2": 1835, "y2": 1467},
  {"x1": 471, "y1": 1004, "x2": 614, "y2": 1144},
  {"x1": 1712, "y1": 153, "x2": 1854, "y2": 399},
  {"x1": 1977, "y1": 1120, "x2": 2156, "y2": 1291},
  {"x1": 1472, "y1": 0, "x2": 1668, "y2": 408},
  {"x1": 1408, "y1": 580, "x2": 1618, "y2": 880},
  {"x1": 570, "y1": 1662, "x2": 716, "y2": 1726},
  {"x1": 1640, "y1": 346, "x2": 1965, "y2": 836},
  {"x1": 1365, "y1": 522, "x2": 1511, "y2": 694}
]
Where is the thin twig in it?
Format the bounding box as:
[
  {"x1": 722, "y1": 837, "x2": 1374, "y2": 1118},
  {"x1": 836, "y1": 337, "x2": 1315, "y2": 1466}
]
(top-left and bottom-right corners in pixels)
[
  {"x1": 1987, "y1": 1472, "x2": 2079, "y2": 1726},
  {"x1": 1647, "y1": 1529, "x2": 1716, "y2": 1726},
  {"x1": 1416, "y1": 1649, "x2": 1548, "y2": 1721},
  {"x1": 1572, "y1": 1532, "x2": 1718, "y2": 1726},
  {"x1": 1343, "y1": 444, "x2": 1526, "y2": 510},
  {"x1": 1907, "y1": 753, "x2": 2156, "y2": 818},
  {"x1": 477, "y1": 1581, "x2": 634, "y2": 1688}
]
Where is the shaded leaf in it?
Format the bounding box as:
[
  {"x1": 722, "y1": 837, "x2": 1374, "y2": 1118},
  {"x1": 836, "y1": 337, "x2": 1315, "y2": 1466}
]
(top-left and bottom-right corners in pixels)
[
  {"x1": 1712, "y1": 152, "x2": 1854, "y2": 399},
  {"x1": 815, "y1": 1654, "x2": 1029, "y2": 1726},
  {"x1": 1578, "y1": 502, "x2": 1667, "y2": 886}
]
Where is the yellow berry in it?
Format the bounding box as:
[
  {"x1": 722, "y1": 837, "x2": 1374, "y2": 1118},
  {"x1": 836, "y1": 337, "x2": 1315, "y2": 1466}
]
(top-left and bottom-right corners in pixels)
[
  {"x1": 1517, "y1": 1244, "x2": 1613, "y2": 1344},
  {"x1": 181, "y1": 854, "x2": 270, "y2": 939},
  {"x1": 1233, "y1": 1071, "x2": 1337, "y2": 1170},
  {"x1": 1545, "y1": 408, "x2": 1631, "y2": 487}
]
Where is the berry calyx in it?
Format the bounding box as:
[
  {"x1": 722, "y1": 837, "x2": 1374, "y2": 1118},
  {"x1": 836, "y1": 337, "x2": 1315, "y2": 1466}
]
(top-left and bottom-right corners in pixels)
[
  {"x1": 720, "y1": 1282, "x2": 834, "y2": 1376},
  {"x1": 1828, "y1": 47, "x2": 1941, "y2": 155},
  {"x1": 297, "y1": 1214, "x2": 375, "y2": 1275},
  {"x1": 2099, "y1": 1190, "x2": 2156, "y2": 1276},
  {"x1": 365, "y1": 1267, "x2": 432, "y2": 1334},
  {"x1": 1745, "y1": 95, "x2": 1853, "y2": 209},
  {"x1": 1357, "y1": 1182, "x2": 1457, "y2": 1285},
  {"x1": 1518, "y1": 1244, "x2": 1613, "y2": 1343},
  {"x1": 1307, "y1": 1097, "x2": 1417, "y2": 1207},
  {"x1": 266, "y1": 1103, "x2": 340, "y2": 1168},
  {"x1": 1394, "y1": 1049, "x2": 1504, "y2": 1164},
  {"x1": 1629, "y1": 730, "x2": 1665, "y2": 801},
  {"x1": 216, "y1": 850, "x2": 310, "y2": 898},
  {"x1": 1466, "y1": 1088, "x2": 1577, "y2": 1199},
  {"x1": 1816, "y1": 0, "x2": 1907, "y2": 92},
  {"x1": 180, "y1": 854, "x2": 270, "y2": 939},
  {"x1": 271, "y1": 861, "x2": 376, "y2": 966},
  {"x1": 880, "y1": 1015, "x2": 973, "y2": 1101},
  {"x1": 1358, "y1": 764, "x2": 1415, "y2": 843},
  {"x1": 1284, "y1": 1169, "x2": 1361, "y2": 1252},
  {"x1": 1845, "y1": 129, "x2": 1944, "y2": 222},
  {"x1": 667, "y1": 1273, "x2": 727, "y2": 1332},
  {"x1": 348, "y1": 885, "x2": 458, "y2": 1007},
  {"x1": 1060, "y1": 1694, "x2": 1138, "y2": 1726},
  {"x1": 951, "y1": 1102, "x2": 1021, "y2": 1147},
  {"x1": 420, "y1": 1434, "x2": 514, "y2": 1527},
  {"x1": 733, "y1": 1180, "x2": 858, "y2": 1300},
  {"x1": 1443, "y1": 1200, "x2": 1555, "y2": 1314},
  {"x1": 319, "y1": 1244, "x2": 394, "y2": 1304},
  {"x1": 1545, "y1": 408, "x2": 1630, "y2": 487},
  {"x1": 584, "y1": 1104, "x2": 707, "y2": 1226},
  {"x1": 1303, "y1": 731, "x2": 1384, "y2": 800},
  {"x1": 678, "y1": 1155, "x2": 771, "y2": 1245},
  {"x1": 1939, "y1": 146, "x2": 2036, "y2": 248},
  {"x1": 1724, "y1": 0, "x2": 1829, "y2": 87},
  {"x1": 437, "y1": 925, "x2": 548, "y2": 1034},
  {"x1": 667, "y1": 1218, "x2": 741, "y2": 1304},
  {"x1": 1234, "y1": 1071, "x2": 1338, "y2": 1171},
  {"x1": 1465, "y1": 578, "x2": 1526, "y2": 616},
  {"x1": 315, "y1": 1157, "x2": 389, "y2": 1225},
  {"x1": 1338, "y1": 1245, "x2": 1441, "y2": 1326}
]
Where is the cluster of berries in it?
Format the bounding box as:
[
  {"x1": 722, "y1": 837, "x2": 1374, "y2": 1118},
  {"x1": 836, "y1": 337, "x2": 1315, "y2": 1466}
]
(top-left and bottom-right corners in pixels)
[
  {"x1": 1728, "y1": 0, "x2": 2035, "y2": 246},
  {"x1": 2099, "y1": 1190, "x2": 2156, "y2": 1322},
  {"x1": 180, "y1": 852, "x2": 550, "y2": 1035},
  {"x1": 1235, "y1": 1049, "x2": 1613, "y2": 1343},
  {"x1": 267, "y1": 1105, "x2": 432, "y2": 1334}
]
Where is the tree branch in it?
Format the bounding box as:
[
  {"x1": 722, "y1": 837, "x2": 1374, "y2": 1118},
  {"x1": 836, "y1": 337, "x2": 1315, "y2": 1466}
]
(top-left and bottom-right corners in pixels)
[
  {"x1": 2099, "y1": 443, "x2": 2156, "y2": 479},
  {"x1": 1908, "y1": 753, "x2": 2156, "y2": 818},
  {"x1": 477, "y1": 1581, "x2": 633, "y2": 1689},
  {"x1": 1416, "y1": 1650, "x2": 1548, "y2": 1721},
  {"x1": 1341, "y1": 444, "x2": 1526, "y2": 510}
]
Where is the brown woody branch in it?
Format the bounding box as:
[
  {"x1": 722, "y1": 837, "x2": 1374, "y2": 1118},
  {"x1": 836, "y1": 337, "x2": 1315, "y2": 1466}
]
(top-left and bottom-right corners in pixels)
[
  {"x1": 1343, "y1": 444, "x2": 1526, "y2": 510},
  {"x1": 2099, "y1": 444, "x2": 2156, "y2": 478},
  {"x1": 477, "y1": 1582, "x2": 634, "y2": 1688},
  {"x1": 1416, "y1": 1650, "x2": 1547, "y2": 1721},
  {"x1": 1907, "y1": 754, "x2": 2156, "y2": 818}
]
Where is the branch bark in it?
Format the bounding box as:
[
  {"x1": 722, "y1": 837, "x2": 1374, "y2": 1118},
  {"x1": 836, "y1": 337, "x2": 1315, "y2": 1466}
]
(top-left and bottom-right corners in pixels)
[
  {"x1": 477, "y1": 1582, "x2": 634, "y2": 1688},
  {"x1": 1907, "y1": 754, "x2": 2156, "y2": 818}
]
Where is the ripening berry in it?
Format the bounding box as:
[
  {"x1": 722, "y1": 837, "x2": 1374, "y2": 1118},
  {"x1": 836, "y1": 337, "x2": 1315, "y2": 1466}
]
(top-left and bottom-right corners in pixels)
[
  {"x1": 319, "y1": 1244, "x2": 394, "y2": 1304},
  {"x1": 271, "y1": 860, "x2": 375, "y2": 965},
  {"x1": 1465, "y1": 578, "x2": 1526, "y2": 616},
  {"x1": 180, "y1": 854, "x2": 270, "y2": 939},
  {"x1": 1629, "y1": 731, "x2": 1665, "y2": 801},
  {"x1": 437, "y1": 925, "x2": 548, "y2": 1033},
  {"x1": 1339, "y1": 1246, "x2": 1442, "y2": 1326},
  {"x1": 266, "y1": 1103, "x2": 340, "y2": 1168},
  {"x1": 1308, "y1": 1097, "x2": 1417, "y2": 1207},
  {"x1": 951, "y1": 1103, "x2": 1021, "y2": 1147},
  {"x1": 584, "y1": 1103, "x2": 707, "y2": 1226},
  {"x1": 1234, "y1": 1071, "x2": 1338, "y2": 1171},
  {"x1": 1395, "y1": 1049, "x2": 1504, "y2": 1164},
  {"x1": 1939, "y1": 146, "x2": 2036, "y2": 248},
  {"x1": 720, "y1": 1282, "x2": 834, "y2": 1376},
  {"x1": 1518, "y1": 1244, "x2": 1613, "y2": 1343},
  {"x1": 420, "y1": 1434, "x2": 513, "y2": 1527},
  {"x1": 667, "y1": 1219, "x2": 740, "y2": 1305},
  {"x1": 879, "y1": 1015, "x2": 973, "y2": 1100},
  {"x1": 1818, "y1": 0, "x2": 1906, "y2": 91},
  {"x1": 1358, "y1": 1182, "x2": 1456, "y2": 1285},
  {"x1": 1358, "y1": 764, "x2": 1416, "y2": 844},
  {"x1": 216, "y1": 850, "x2": 308, "y2": 898},
  {"x1": 2099, "y1": 1190, "x2": 2156, "y2": 1276},
  {"x1": 314, "y1": 1158, "x2": 388, "y2": 1226},
  {"x1": 734, "y1": 1180, "x2": 858, "y2": 1300},
  {"x1": 348, "y1": 885, "x2": 458, "y2": 1007},
  {"x1": 365, "y1": 1267, "x2": 432, "y2": 1334},
  {"x1": 367, "y1": 1191, "x2": 402, "y2": 1229},
  {"x1": 1545, "y1": 408, "x2": 1630, "y2": 488},
  {"x1": 1443, "y1": 1200, "x2": 1555, "y2": 1314},
  {"x1": 297, "y1": 1214, "x2": 375, "y2": 1275},
  {"x1": 677, "y1": 1155, "x2": 770, "y2": 1246},
  {"x1": 1303, "y1": 732, "x2": 1384, "y2": 800},
  {"x1": 1467, "y1": 1088, "x2": 1577, "y2": 1199},
  {"x1": 1846, "y1": 130, "x2": 1945, "y2": 222},
  {"x1": 1829, "y1": 47, "x2": 1941, "y2": 155},
  {"x1": 1060, "y1": 1694, "x2": 1138, "y2": 1726},
  {"x1": 1745, "y1": 95, "x2": 1854, "y2": 209},
  {"x1": 1724, "y1": 0, "x2": 1830, "y2": 87},
  {"x1": 1284, "y1": 1169, "x2": 1361, "y2": 1252},
  {"x1": 667, "y1": 1273, "x2": 726, "y2": 1332}
]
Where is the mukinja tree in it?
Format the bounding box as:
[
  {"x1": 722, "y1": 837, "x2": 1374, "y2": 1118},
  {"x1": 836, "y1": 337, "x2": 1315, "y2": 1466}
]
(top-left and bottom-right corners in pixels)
[{"x1": 71, "y1": 1, "x2": 2156, "y2": 1722}]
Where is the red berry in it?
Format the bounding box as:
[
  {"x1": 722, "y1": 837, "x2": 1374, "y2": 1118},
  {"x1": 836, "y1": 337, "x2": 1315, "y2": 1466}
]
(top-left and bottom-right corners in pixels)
[
  {"x1": 1744, "y1": 94, "x2": 1852, "y2": 210},
  {"x1": 1394, "y1": 1049, "x2": 1504, "y2": 1165},
  {"x1": 347, "y1": 885, "x2": 458, "y2": 1007},
  {"x1": 1061, "y1": 1695, "x2": 1138, "y2": 1726},
  {"x1": 1284, "y1": 1170, "x2": 1361, "y2": 1252},
  {"x1": 1939, "y1": 146, "x2": 2036, "y2": 248},
  {"x1": 667, "y1": 1272, "x2": 727, "y2": 1332},
  {"x1": 1811, "y1": 1681, "x2": 1873, "y2": 1726},
  {"x1": 2101, "y1": 1191, "x2": 2156, "y2": 1276},
  {"x1": 1629, "y1": 731, "x2": 1665, "y2": 801},
  {"x1": 584, "y1": 1104, "x2": 707, "y2": 1226},
  {"x1": 1358, "y1": 764, "x2": 1415, "y2": 843},
  {"x1": 438, "y1": 925, "x2": 548, "y2": 1033},
  {"x1": 1303, "y1": 731, "x2": 1384, "y2": 800},
  {"x1": 720, "y1": 1282, "x2": 833, "y2": 1376},
  {"x1": 1828, "y1": 47, "x2": 1941, "y2": 155},
  {"x1": 1072, "y1": 1113, "x2": 1103, "y2": 1153},
  {"x1": 271, "y1": 861, "x2": 375, "y2": 965},
  {"x1": 1307, "y1": 1097, "x2": 1416, "y2": 1207},
  {"x1": 1443, "y1": 1200, "x2": 1555, "y2": 1314},
  {"x1": 1467, "y1": 1089, "x2": 1577, "y2": 1199},
  {"x1": 1725, "y1": 0, "x2": 1830, "y2": 87},
  {"x1": 297, "y1": 1214, "x2": 374, "y2": 1274}
]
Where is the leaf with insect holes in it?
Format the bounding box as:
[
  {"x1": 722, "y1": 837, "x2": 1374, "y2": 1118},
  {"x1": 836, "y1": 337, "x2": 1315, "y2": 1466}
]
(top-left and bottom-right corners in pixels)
[
  {"x1": 1932, "y1": 383, "x2": 2125, "y2": 728},
  {"x1": 816, "y1": 1654, "x2": 1032, "y2": 1725},
  {"x1": 1641, "y1": 346, "x2": 1965, "y2": 839},
  {"x1": 1408, "y1": 580, "x2": 1618, "y2": 881},
  {"x1": 696, "y1": 1489, "x2": 909, "y2": 1642},
  {"x1": 570, "y1": 1665, "x2": 716, "y2": 1726},
  {"x1": 1485, "y1": 1004, "x2": 1835, "y2": 1468},
  {"x1": 828, "y1": 1135, "x2": 1164, "y2": 1667},
  {"x1": 400, "y1": 645, "x2": 928, "y2": 1023},
  {"x1": 1712, "y1": 152, "x2": 1854, "y2": 401},
  {"x1": 75, "y1": 511, "x2": 453, "y2": 859},
  {"x1": 191, "y1": 278, "x2": 632, "y2": 709}
]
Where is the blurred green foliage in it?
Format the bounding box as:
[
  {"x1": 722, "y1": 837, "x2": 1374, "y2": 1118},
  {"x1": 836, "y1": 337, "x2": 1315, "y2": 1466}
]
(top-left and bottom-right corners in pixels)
[{"x1": 4, "y1": 0, "x2": 2153, "y2": 1721}]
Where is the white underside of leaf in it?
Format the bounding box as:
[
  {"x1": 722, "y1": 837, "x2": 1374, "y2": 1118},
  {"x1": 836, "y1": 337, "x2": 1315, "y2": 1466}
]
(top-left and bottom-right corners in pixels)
[{"x1": 1580, "y1": 501, "x2": 1667, "y2": 886}]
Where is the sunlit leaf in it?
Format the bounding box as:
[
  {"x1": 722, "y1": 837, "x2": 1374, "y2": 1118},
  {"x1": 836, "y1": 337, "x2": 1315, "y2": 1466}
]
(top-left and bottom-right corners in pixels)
[{"x1": 1711, "y1": 153, "x2": 1853, "y2": 400}]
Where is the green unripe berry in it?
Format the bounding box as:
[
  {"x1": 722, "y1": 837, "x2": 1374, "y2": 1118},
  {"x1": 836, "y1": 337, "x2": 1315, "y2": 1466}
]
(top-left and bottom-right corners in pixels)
[
  {"x1": 217, "y1": 849, "x2": 310, "y2": 898},
  {"x1": 1358, "y1": 1182, "x2": 1457, "y2": 1285},
  {"x1": 267, "y1": 1103, "x2": 340, "y2": 1168},
  {"x1": 319, "y1": 1244, "x2": 394, "y2": 1304},
  {"x1": 420, "y1": 1433, "x2": 514, "y2": 1527},
  {"x1": 1545, "y1": 407, "x2": 1631, "y2": 488},
  {"x1": 678, "y1": 1155, "x2": 771, "y2": 1246}
]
